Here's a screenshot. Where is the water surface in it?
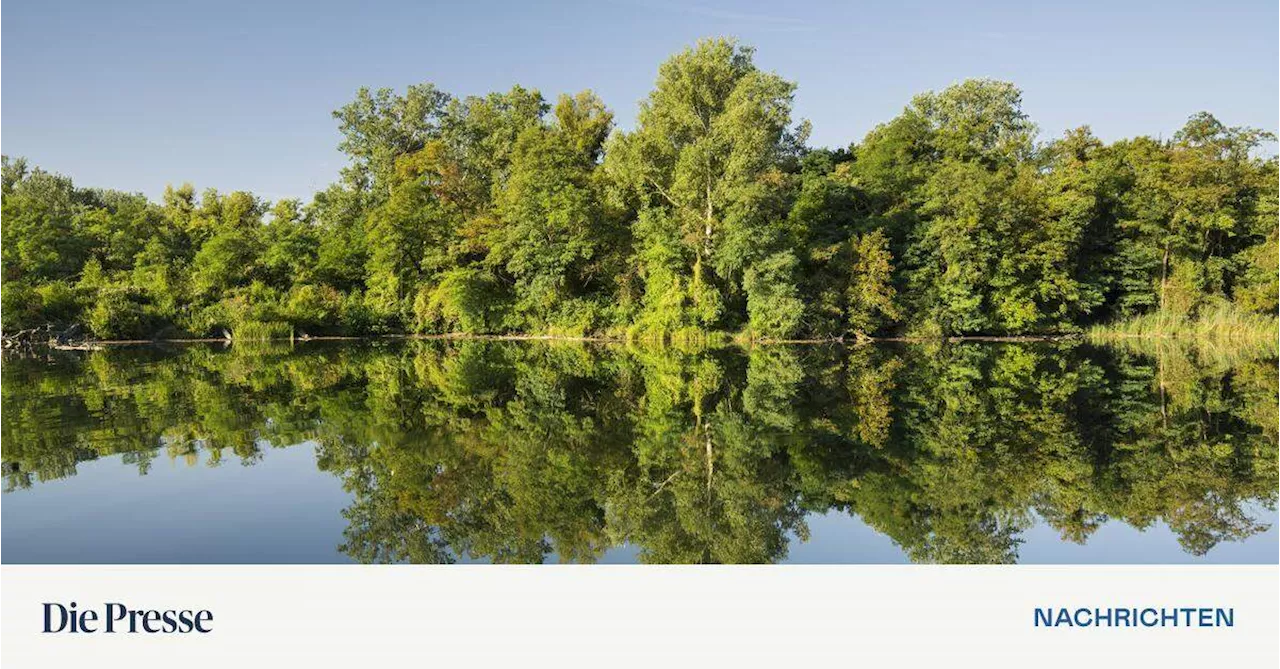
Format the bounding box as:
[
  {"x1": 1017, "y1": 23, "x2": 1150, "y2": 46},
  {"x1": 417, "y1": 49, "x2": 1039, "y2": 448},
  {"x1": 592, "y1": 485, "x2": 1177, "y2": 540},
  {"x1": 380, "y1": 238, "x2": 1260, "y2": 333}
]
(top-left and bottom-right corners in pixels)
[{"x1": 3, "y1": 339, "x2": 1276, "y2": 564}]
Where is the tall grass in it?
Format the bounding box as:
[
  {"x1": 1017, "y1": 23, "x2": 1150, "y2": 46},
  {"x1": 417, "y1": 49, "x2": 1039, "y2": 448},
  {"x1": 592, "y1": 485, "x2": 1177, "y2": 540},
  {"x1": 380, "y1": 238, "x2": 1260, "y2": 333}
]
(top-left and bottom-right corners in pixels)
[
  {"x1": 623, "y1": 324, "x2": 733, "y2": 348},
  {"x1": 1089, "y1": 303, "x2": 1278, "y2": 362},
  {"x1": 233, "y1": 320, "x2": 294, "y2": 342}
]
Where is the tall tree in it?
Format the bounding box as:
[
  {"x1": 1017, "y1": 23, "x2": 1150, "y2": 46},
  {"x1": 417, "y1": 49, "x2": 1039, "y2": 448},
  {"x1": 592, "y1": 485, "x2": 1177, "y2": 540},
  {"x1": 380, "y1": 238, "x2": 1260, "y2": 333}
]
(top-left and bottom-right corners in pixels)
[
  {"x1": 491, "y1": 92, "x2": 617, "y2": 332},
  {"x1": 607, "y1": 38, "x2": 806, "y2": 338}
]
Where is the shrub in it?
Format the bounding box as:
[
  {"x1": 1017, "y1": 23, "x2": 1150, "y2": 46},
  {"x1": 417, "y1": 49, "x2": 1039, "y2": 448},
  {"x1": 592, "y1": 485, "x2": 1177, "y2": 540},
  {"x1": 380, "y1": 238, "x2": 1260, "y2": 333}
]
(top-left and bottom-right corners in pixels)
[
  {"x1": 87, "y1": 286, "x2": 149, "y2": 339},
  {"x1": 743, "y1": 252, "x2": 804, "y2": 339}
]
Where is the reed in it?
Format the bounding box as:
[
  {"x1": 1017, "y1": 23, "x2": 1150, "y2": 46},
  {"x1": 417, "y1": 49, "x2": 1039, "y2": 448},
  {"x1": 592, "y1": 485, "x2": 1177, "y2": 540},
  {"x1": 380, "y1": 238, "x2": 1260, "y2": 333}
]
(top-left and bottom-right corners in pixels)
[
  {"x1": 1089, "y1": 303, "x2": 1278, "y2": 362},
  {"x1": 233, "y1": 321, "x2": 294, "y2": 342}
]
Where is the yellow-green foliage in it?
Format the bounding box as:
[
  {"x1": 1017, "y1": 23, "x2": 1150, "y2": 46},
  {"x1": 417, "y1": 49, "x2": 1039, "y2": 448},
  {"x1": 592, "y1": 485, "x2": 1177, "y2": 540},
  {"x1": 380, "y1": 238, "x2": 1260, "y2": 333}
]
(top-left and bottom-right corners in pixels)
[
  {"x1": 1090, "y1": 302, "x2": 1279, "y2": 362},
  {"x1": 234, "y1": 320, "x2": 293, "y2": 341}
]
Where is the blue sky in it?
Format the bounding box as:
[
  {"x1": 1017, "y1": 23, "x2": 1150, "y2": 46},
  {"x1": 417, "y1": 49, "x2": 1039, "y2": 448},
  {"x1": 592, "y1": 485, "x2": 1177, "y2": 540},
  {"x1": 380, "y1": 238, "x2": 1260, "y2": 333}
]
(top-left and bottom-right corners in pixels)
[{"x1": 3, "y1": 0, "x2": 1276, "y2": 202}]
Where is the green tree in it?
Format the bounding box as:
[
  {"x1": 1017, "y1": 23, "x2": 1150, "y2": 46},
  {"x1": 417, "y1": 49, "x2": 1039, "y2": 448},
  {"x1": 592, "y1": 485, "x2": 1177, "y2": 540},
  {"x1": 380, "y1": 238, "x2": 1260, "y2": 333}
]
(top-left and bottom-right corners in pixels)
[
  {"x1": 1114, "y1": 113, "x2": 1276, "y2": 318},
  {"x1": 847, "y1": 229, "x2": 901, "y2": 335},
  {"x1": 490, "y1": 92, "x2": 617, "y2": 332},
  {"x1": 607, "y1": 38, "x2": 805, "y2": 337}
]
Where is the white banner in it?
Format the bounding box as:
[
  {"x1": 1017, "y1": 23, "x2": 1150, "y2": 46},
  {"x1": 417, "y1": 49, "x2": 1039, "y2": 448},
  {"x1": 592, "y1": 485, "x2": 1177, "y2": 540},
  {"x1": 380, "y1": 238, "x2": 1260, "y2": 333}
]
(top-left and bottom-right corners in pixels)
[{"x1": 2, "y1": 565, "x2": 1276, "y2": 667}]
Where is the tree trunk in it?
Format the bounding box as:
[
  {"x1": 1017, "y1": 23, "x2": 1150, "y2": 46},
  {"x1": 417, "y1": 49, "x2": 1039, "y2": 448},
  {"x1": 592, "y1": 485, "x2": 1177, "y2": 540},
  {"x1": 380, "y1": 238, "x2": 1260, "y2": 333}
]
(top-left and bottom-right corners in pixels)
[
  {"x1": 704, "y1": 165, "x2": 713, "y2": 257},
  {"x1": 705, "y1": 426, "x2": 714, "y2": 493},
  {"x1": 1159, "y1": 244, "x2": 1170, "y2": 316}
]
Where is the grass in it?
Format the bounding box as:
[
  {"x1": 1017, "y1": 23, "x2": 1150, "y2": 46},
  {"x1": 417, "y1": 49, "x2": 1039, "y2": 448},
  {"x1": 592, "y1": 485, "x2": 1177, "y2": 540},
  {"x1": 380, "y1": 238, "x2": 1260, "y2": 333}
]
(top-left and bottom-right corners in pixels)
[
  {"x1": 1088, "y1": 303, "x2": 1278, "y2": 362},
  {"x1": 623, "y1": 324, "x2": 734, "y2": 348},
  {"x1": 233, "y1": 320, "x2": 294, "y2": 342}
]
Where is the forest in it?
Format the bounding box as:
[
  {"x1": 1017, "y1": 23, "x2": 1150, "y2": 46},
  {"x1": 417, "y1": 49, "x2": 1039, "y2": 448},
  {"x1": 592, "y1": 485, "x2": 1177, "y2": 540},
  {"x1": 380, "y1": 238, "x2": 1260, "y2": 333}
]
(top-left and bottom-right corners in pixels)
[{"x1": 2, "y1": 38, "x2": 1277, "y2": 342}]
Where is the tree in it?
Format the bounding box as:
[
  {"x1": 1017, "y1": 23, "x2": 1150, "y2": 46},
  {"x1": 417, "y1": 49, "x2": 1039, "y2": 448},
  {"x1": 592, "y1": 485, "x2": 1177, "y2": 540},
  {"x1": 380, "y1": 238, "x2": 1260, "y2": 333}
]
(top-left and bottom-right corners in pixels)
[
  {"x1": 1114, "y1": 113, "x2": 1277, "y2": 318},
  {"x1": 333, "y1": 84, "x2": 452, "y2": 199},
  {"x1": 847, "y1": 229, "x2": 900, "y2": 335},
  {"x1": 856, "y1": 79, "x2": 1110, "y2": 335},
  {"x1": 491, "y1": 92, "x2": 616, "y2": 331},
  {"x1": 787, "y1": 149, "x2": 860, "y2": 337},
  {"x1": 607, "y1": 38, "x2": 805, "y2": 337},
  {"x1": 1233, "y1": 158, "x2": 1278, "y2": 315},
  {"x1": 1, "y1": 40, "x2": 1275, "y2": 343}
]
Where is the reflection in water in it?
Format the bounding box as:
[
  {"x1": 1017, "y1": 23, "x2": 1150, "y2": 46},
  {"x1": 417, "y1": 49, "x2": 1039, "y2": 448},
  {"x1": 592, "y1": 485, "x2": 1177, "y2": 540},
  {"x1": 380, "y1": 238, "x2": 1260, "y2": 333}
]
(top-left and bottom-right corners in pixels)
[{"x1": 2, "y1": 339, "x2": 1276, "y2": 564}]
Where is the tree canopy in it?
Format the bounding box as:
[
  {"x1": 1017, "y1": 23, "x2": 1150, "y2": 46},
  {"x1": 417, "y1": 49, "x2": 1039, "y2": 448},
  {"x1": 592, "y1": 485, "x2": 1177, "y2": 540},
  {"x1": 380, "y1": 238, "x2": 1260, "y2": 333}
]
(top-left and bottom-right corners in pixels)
[{"x1": 3, "y1": 37, "x2": 1276, "y2": 341}]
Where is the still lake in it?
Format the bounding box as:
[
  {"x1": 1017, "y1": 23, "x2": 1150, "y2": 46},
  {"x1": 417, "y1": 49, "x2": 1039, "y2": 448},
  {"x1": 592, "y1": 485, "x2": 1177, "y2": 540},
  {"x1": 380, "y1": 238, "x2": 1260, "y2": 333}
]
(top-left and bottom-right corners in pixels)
[{"x1": 2, "y1": 338, "x2": 1276, "y2": 564}]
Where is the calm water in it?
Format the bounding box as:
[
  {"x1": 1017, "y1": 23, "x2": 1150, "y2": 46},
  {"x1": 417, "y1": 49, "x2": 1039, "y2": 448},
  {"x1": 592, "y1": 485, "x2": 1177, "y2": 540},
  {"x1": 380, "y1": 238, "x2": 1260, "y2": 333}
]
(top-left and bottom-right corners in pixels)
[{"x1": 2, "y1": 339, "x2": 1276, "y2": 564}]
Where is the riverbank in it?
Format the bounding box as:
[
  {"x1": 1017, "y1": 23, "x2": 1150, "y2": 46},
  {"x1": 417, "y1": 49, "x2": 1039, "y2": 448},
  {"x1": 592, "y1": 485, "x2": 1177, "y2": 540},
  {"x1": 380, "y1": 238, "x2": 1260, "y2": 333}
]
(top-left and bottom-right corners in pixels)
[
  {"x1": 10, "y1": 311, "x2": 1275, "y2": 350},
  {"x1": 1086, "y1": 306, "x2": 1279, "y2": 364},
  {"x1": 6, "y1": 330, "x2": 1088, "y2": 350},
  {"x1": 1087, "y1": 305, "x2": 1278, "y2": 343}
]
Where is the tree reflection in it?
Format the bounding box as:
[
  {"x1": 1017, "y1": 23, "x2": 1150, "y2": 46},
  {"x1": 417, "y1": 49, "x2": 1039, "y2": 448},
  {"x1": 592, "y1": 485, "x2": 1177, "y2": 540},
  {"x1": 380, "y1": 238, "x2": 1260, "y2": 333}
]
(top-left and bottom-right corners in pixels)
[{"x1": 2, "y1": 338, "x2": 1275, "y2": 563}]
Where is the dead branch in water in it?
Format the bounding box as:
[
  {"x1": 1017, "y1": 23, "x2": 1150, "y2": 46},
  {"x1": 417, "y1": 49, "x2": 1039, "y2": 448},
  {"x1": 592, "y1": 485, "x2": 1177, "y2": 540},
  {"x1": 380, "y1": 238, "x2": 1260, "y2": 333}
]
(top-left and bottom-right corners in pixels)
[{"x1": 3, "y1": 323, "x2": 98, "y2": 350}]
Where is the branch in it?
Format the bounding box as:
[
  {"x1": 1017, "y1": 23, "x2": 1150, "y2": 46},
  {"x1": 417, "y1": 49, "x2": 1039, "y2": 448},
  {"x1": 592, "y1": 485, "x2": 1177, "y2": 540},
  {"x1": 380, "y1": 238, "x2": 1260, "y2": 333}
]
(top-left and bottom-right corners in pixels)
[{"x1": 646, "y1": 177, "x2": 681, "y2": 209}]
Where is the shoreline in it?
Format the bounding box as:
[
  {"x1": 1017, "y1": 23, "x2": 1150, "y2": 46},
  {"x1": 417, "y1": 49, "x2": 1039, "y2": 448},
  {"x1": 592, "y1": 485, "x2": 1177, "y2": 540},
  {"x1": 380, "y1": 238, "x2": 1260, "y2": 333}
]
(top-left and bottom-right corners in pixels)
[
  {"x1": 10, "y1": 326, "x2": 1276, "y2": 351},
  {"x1": 10, "y1": 331, "x2": 1091, "y2": 349}
]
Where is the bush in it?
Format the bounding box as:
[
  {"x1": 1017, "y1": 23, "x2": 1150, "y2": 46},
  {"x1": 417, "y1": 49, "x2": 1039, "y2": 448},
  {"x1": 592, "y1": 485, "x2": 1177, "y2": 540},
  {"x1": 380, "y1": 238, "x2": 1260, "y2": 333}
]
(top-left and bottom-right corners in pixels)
[
  {"x1": 87, "y1": 286, "x2": 149, "y2": 339},
  {"x1": 285, "y1": 284, "x2": 344, "y2": 333},
  {"x1": 1, "y1": 281, "x2": 44, "y2": 330},
  {"x1": 340, "y1": 290, "x2": 375, "y2": 334},
  {"x1": 37, "y1": 281, "x2": 82, "y2": 325},
  {"x1": 234, "y1": 320, "x2": 293, "y2": 341},
  {"x1": 743, "y1": 252, "x2": 804, "y2": 339},
  {"x1": 414, "y1": 269, "x2": 506, "y2": 334}
]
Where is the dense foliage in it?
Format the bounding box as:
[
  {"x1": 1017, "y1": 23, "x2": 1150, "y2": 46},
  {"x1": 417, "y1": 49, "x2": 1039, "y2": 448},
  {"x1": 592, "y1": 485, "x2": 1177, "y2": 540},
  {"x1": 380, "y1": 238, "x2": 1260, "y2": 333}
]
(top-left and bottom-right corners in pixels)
[
  {"x1": 3, "y1": 38, "x2": 1276, "y2": 340},
  {"x1": 3, "y1": 339, "x2": 1275, "y2": 563}
]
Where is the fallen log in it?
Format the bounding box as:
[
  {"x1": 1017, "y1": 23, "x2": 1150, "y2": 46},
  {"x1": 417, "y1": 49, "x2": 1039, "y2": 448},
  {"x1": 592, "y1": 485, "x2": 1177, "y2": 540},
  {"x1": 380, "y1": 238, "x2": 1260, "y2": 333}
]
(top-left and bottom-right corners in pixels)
[
  {"x1": 3, "y1": 323, "x2": 99, "y2": 350},
  {"x1": 51, "y1": 342, "x2": 104, "y2": 351},
  {"x1": 2, "y1": 325, "x2": 53, "y2": 347}
]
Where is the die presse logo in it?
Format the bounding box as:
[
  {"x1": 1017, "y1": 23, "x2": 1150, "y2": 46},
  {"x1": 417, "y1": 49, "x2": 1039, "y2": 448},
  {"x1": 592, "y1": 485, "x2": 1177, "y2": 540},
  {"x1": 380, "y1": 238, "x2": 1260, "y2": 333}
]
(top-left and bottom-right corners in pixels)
[{"x1": 43, "y1": 602, "x2": 213, "y2": 634}]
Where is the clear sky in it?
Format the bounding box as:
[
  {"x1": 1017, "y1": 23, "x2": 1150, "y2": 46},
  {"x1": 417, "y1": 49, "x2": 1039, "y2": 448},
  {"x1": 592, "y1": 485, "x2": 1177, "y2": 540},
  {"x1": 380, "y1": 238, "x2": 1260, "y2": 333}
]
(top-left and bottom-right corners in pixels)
[{"x1": 3, "y1": 0, "x2": 1276, "y2": 202}]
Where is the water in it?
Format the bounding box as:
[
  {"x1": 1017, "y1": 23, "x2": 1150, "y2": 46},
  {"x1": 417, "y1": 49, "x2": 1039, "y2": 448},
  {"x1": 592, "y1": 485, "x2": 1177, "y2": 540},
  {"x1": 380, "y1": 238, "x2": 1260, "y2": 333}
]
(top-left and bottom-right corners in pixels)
[{"x1": 2, "y1": 339, "x2": 1276, "y2": 564}]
